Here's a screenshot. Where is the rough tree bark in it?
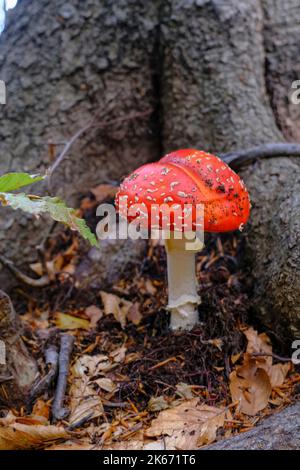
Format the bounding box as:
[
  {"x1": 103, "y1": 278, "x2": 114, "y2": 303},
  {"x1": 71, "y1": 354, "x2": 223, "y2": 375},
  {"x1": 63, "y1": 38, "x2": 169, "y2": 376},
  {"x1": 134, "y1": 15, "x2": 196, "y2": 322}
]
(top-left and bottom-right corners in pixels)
[
  {"x1": 204, "y1": 402, "x2": 300, "y2": 450},
  {"x1": 0, "y1": 0, "x2": 299, "y2": 338},
  {"x1": 0, "y1": 0, "x2": 161, "y2": 280}
]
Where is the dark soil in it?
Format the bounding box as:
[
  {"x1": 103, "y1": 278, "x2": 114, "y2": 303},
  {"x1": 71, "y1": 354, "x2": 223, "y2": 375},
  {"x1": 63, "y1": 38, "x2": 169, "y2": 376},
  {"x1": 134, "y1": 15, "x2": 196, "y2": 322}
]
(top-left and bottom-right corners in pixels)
[{"x1": 12, "y1": 225, "x2": 252, "y2": 414}]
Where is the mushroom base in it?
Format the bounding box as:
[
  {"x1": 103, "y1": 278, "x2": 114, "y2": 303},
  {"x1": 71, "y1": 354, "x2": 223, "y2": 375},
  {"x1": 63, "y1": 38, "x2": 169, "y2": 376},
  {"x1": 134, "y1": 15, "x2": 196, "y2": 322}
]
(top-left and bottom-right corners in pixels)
[
  {"x1": 165, "y1": 236, "x2": 201, "y2": 331},
  {"x1": 168, "y1": 302, "x2": 200, "y2": 331}
]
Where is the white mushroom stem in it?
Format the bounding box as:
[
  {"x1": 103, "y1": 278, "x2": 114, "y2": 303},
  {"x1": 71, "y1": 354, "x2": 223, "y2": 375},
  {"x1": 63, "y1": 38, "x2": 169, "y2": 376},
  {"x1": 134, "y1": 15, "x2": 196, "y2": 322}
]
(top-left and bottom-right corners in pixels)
[{"x1": 164, "y1": 234, "x2": 202, "y2": 330}]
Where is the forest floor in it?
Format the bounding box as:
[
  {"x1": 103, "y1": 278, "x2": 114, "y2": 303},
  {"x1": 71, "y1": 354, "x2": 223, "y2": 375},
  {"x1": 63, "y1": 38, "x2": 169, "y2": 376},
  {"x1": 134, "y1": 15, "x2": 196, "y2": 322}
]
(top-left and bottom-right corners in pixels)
[{"x1": 0, "y1": 187, "x2": 299, "y2": 450}]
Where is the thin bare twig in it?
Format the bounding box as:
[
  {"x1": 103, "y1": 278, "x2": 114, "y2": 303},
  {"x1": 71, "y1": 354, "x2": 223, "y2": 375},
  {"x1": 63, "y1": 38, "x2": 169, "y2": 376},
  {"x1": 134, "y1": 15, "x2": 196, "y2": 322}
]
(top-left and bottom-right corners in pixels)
[
  {"x1": 0, "y1": 254, "x2": 50, "y2": 287},
  {"x1": 0, "y1": 374, "x2": 13, "y2": 383},
  {"x1": 52, "y1": 333, "x2": 75, "y2": 421},
  {"x1": 47, "y1": 106, "x2": 152, "y2": 191},
  {"x1": 221, "y1": 142, "x2": 300, "y2": 168},
  {"x1": 250, "y1": 352, "x2": 292, "y2": 363},
  {"x1": 29, "y1": 344, "x2": 59, "y2": 401},
  {"x1": 35, "y1": 221, "x2": 58, "y2": 277}
]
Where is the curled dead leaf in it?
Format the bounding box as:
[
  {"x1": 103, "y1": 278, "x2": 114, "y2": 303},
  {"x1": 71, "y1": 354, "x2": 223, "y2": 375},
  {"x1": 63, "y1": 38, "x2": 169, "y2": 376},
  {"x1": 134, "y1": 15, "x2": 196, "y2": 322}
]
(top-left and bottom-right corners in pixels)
[
  {"x1": 244, "y1": 327, "x2": 272, "y2": 366},
  {"x1": 243, "y1": 327, "x2": 291, "y2": 389},
  {"x1": 0, "y1": 414, "x2": 68, "y2": 450},
  {"x1": 230, "y1": 358, "x2": 272, "y2": 416},
  {"x1": 100, "y1": 291, "x2": 133, "y2": 328}
]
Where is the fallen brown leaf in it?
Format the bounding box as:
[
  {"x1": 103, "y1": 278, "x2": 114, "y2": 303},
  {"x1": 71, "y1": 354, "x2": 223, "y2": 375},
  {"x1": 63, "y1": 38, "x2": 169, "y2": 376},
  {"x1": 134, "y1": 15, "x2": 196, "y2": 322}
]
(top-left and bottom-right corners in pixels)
[
  {"x1": 95, "y1": 378, "x2": 116, "y2": 393},
  {"x1": 230, "y1": 358, "x2": 272, "y2": 416},
  {"x1": 110, "y1": 346, "x2": 127, "y2": 363},
  {"x1": 68, "y1": 354, "x2": 114, "y2": 427},
  {"x1": 100, "y1": 291, "x2": 133, "y2": 328},
  {"x1": 32, "y1": 400, "x2": 50, "y2": 421},
  {"x1": 197, "y1": 411, "x2": 226, "y2": 446},
  {"x1": 85, "y1": 305, "x2": 103, "y2": 328},
  {"x1": 145, "y1": 398, "x2": 225, "y2": 450},
  {"x1": 0, "y1": 414, "x2": 68, "y2": 450},
  {"x1": 175, "y1": 382, "x2": 194, "y2": 399},
  {"x1": 268, "y1": 363, "x2": 291, "y2": 388},
  {"x1": 244, "y1": 327, "x2": 273, "y2": 367},
  {"x1": 243, "y1": 327, "x2": 291, "y2": 388},
  {"x1": 148, "y1": 396, "x2": 170, "y2": 412},
  {"x1": 127, "y1": 302, "x2": 142, "y2": 325}
]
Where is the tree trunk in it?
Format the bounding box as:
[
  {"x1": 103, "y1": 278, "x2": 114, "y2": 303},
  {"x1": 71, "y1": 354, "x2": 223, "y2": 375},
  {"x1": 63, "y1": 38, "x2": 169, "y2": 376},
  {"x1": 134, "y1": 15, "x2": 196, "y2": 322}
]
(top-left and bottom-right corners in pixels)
[
  {"x1": 0, "y1": 0, "x2": 299, "y2": 337},
  {"x1": 159, "y1": 0, "x2": 300, "y2": 339},
  {"x1": 204, "y1": 402, "x2": 300, "y2": 450},
  {"x1": 0, "y1": 0, "x2": 161, "y2": 284}
]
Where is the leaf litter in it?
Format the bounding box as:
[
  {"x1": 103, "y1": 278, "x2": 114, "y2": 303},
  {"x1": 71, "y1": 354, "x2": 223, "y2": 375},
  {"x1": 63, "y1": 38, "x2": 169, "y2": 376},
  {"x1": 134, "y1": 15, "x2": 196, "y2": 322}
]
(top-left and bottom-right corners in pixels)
[{"x1": 2, "y1": 190, "x2": 299, "y2": 450}]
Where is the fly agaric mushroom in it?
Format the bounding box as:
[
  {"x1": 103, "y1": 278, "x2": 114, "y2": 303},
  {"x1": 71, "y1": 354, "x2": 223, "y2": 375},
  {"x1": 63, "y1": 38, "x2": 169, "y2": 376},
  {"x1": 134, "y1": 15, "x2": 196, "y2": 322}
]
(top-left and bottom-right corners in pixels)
[{"x1": 115, "y1": 149, "x2": 250, "y2": 330}]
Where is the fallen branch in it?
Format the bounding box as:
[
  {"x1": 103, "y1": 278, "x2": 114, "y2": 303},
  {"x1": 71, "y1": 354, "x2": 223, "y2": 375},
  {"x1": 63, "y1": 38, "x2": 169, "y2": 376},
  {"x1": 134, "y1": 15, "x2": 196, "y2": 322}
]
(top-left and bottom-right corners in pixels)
[
  {"x1": 52, "y1": 333, "x2": 75, "y2": 421},
  {"x1": 29, "y1": 344, "x2": 59, "y2": 402},
  {"x1": 221, "y1": 142, "x2": 300, "y2": 168},
  {"x1": 0, "y1": 254, "x2": 50, "y2": 287}
]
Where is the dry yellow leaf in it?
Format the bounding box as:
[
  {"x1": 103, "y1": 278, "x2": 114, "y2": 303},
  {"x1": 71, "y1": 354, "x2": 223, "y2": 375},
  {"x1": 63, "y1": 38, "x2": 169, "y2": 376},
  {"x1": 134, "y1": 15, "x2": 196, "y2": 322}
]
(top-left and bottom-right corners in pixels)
[{"x1": 54, "y1": 312, "x2": 90, "y2": 330}]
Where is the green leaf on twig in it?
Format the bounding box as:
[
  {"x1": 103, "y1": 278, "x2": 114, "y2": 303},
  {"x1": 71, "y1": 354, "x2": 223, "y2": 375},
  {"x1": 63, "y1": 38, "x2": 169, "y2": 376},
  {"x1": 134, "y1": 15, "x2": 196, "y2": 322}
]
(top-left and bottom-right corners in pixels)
[
  {"x1": 0, "y1": 172, "x2": 44, "y2": 192},
  {"x1": 0, "y1": 192, "x2": 98, "y2": 247}
]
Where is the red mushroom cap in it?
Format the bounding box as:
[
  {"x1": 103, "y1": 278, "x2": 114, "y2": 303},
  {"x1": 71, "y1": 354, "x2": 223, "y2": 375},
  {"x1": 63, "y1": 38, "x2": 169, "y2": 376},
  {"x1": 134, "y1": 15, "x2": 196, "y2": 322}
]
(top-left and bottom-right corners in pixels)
[{"x1": 116, "y1": 149, "x2": 250, "y2": 232}]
